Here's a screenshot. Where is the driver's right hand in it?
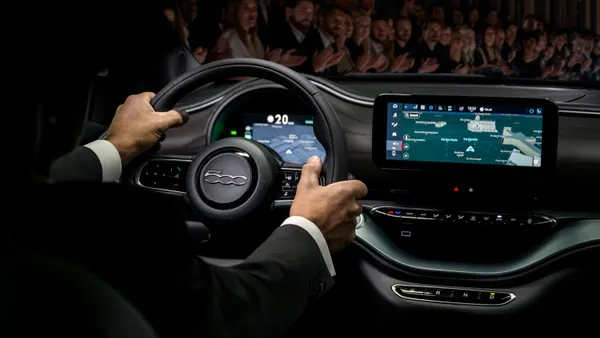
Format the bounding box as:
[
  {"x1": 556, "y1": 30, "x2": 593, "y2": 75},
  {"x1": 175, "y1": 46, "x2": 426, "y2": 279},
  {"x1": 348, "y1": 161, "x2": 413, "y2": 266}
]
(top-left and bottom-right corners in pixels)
[{"x1": 290, "y1": 156, "x2": 368, "y2": 253}]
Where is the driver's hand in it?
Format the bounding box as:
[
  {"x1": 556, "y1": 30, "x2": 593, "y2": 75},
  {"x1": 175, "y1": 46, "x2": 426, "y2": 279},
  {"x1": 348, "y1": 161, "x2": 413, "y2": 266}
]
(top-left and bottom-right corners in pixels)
[
  {"x1": 106, "y1": 92, "x2": 189, "y2": 165},
  {"x1": 290, "y1": 156, "x2": 368, "y2": 253}
]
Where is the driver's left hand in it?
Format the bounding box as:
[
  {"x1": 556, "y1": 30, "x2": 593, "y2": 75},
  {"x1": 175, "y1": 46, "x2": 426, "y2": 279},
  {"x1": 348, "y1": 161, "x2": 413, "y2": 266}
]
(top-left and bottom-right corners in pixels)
[{"x1": 106, "y1": 92, "x2": 189, "y2": 165}]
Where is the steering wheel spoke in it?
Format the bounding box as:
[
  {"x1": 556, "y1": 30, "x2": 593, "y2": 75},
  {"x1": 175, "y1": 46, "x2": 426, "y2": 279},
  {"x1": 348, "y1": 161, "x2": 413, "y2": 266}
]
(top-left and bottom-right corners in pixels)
[
  {"x1": 133, "y1": 155, "x2": 193, "y2": 194},
  {"x1": 272, "y1": 162, "x2": 324, "y2": 209}
]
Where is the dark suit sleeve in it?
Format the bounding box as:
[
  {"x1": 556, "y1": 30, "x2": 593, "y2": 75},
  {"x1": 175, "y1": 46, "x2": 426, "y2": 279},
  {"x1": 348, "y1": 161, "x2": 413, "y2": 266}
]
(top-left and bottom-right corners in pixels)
[
  {"x1": 190, "y1": 225, "x2": 335, "y2": 338},
  {"x1": 50, "y1": 146, "x2": 104, "y2": 181},
  {"x1": 20, "y1": 182, "x2": 334, "y2": 338}
]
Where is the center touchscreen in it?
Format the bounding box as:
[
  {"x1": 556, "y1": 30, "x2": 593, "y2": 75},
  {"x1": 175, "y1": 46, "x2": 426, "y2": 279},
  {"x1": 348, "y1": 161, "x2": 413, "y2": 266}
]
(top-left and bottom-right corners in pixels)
[
  {"x1": 387, "y1": 103, "x2": 543, "y2": 166},
  {"x1": 373, "y1": 94, "x2": 558, "y2": 172}
]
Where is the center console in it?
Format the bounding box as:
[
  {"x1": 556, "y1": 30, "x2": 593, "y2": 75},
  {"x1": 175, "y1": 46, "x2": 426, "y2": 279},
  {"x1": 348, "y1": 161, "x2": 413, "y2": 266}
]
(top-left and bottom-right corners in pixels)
[{"x1": 369, "y1": 94, "x2": 561, "y2": 265}]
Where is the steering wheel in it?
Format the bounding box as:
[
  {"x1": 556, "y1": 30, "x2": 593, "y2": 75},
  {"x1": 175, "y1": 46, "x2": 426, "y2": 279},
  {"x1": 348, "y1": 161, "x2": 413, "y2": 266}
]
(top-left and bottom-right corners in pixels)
[{"x1": 143, "y1": 58, "x2": 348, "y2": 222}]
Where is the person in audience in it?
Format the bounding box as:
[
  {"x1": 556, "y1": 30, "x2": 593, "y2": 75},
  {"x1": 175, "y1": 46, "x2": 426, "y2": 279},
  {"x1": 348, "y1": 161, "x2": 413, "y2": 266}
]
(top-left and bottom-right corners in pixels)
[
  {"x1": 450, "y1": 7, "x2": 463, "y2": 30},
  {"x1": 486, "y1": 9, "x2": 499, "y2": 27},
  {"x1": 369, "y1": 14, "x2": 391, "y2": 72},
  {"x1": 346, "y1": 15, "x2": 385, "y2": 73},
  {"x1": 475, "y1": 26, "x2": 500, "y2": 67},
  {"x1": 414, "y1": 19, "x2": 449, "y2": 73},
  {"x1": 513, "y1": 30, "x2": 542, "y2": 78},
  {"x1": 429, "y1": 4, "x2": 445, "y2": 27},
  {"x1": 389, "y1": 16, "x2": 415, "y2": 73},
  {"x1": 459, "y1": 26, "x2": 477, "y2": 67},
  {"x1": 448, "y1": 31, "x2": 471, "y2": 74},
  {"x1": 440, "y1": 25, "x2": 452, "y2": 47},
  {"x1": 523, "y1": 14, "x2": 538, "y2": 31},
  {"x1": 552, "y1": 32, "x2": 570, "y2": 59}
]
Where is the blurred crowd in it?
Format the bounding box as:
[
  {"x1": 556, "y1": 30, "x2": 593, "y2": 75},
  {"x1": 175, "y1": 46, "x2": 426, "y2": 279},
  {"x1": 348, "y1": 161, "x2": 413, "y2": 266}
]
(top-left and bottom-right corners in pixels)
[{"x1": 162, "y1": 0, "x2": 600, "y2": 82}]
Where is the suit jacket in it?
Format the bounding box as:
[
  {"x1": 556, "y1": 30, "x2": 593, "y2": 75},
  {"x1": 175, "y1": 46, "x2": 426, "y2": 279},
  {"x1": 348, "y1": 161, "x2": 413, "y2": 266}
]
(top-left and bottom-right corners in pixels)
[{"x1": 44, "y1": 145, "x2": 334, "y2": 338}]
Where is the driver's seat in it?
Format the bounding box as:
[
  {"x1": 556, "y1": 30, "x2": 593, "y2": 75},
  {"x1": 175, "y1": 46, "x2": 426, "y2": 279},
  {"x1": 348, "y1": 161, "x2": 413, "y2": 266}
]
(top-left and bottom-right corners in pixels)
[{"x1": 0, "y1": 253, "x2": 158, "y2": 338}]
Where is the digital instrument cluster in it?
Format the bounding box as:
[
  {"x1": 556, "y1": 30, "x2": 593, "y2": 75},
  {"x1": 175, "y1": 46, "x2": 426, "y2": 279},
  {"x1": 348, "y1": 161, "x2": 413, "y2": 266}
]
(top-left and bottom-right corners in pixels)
[{"x1": 241, "y1": 113, "x2": 325, "y2": 164}]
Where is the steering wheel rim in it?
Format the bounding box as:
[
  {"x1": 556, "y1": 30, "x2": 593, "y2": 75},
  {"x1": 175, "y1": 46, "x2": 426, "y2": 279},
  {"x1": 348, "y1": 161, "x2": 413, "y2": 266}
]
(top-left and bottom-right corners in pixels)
[{"x1": 150, "y1": 58, "x2": 348, "y2": 185}]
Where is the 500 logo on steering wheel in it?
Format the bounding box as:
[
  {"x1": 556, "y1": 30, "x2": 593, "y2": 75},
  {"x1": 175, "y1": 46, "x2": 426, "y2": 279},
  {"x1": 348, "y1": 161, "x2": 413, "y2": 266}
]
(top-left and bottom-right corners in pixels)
[{"x1": 203, "y1": 170, "x2": 248, "y2": 186}]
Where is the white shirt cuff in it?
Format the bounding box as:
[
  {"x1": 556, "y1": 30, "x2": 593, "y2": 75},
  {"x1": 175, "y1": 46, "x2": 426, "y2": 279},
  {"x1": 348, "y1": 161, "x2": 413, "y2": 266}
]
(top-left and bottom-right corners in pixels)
[
  {"x1": 281, "y1": 216, "x2": 336, "y2": 277},
  {"x1": 83, "y1": 140, "x2": 122, "y2": 182}
]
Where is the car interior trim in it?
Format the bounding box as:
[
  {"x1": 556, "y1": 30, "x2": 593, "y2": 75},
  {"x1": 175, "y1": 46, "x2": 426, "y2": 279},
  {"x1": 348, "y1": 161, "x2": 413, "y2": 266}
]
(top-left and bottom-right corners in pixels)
[
  {"x1": 390, "y1": 284, "x2": 516, "y2": 306},
  {"x1": 181, "y1": 79, "x2": 600, "y2": 117},
  {"x1": 356, "y1": 213, "x2": 600, "y2": 277}
]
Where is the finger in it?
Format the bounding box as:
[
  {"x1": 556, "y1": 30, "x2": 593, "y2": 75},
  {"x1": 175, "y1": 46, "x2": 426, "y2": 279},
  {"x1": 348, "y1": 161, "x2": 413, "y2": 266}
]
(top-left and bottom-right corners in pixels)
[
  {"x1": 285, "y1": 49, "x2": 297, "y2": 55},
  {"x1": 156, "y1": 109, "x2": 189, "y2": 130},
  {"x1": 330, "y1": 180, "x2": 368, "y2": 199},
  {"x1": 298, "y1": 156, "x2": 322, "y2": 188},
  {"x1": 138, "y1": 92, "x2": 156, "y2": 102}
]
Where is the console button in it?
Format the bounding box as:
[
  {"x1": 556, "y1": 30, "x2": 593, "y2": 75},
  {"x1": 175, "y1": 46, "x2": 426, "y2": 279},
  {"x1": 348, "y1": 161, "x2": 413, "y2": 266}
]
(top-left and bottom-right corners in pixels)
[
  {"x1": 467, "y1": 214, "x2": 480, "y2": 224},
  {"x1": 430, "y1": 211, "x2": 443, "y2": 220},
  {"x1": 282, "y1": 181, "x2": 294, "y2": 190},
  {"x1": 279, "y1": 190, "x2": 295, "y2": 199},
  {"x1": 476, "y1": 292, "x2": 513, "y2": 305},
  {"x1": 416, "y1": 210, "x2": 433, "y2": 220},
  {"x1": 443, "y1": 212, "x2": 454, "y2": 222},
  {"x1": 480, "y1": 214, "x2": 492, "y2": 224},
  {"x1": 491, "y1": 214, "x2": 507, "y2": 225},
  {"x1": 403, "y1": 210, "x2": 417, "y2": 218}
]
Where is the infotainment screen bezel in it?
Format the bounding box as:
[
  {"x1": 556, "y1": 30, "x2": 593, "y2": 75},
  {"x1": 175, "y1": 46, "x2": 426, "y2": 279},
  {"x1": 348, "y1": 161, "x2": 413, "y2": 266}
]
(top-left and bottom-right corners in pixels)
[{"x1": 372, "y1": 94, "x2": 559, "y2": 176}]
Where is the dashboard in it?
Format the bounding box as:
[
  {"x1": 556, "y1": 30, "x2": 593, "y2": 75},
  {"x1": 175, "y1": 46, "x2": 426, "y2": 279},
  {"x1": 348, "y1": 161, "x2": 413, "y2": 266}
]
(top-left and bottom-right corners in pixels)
[{"x1": 129, "y1": 77, "x2": 600, "y2": 336}]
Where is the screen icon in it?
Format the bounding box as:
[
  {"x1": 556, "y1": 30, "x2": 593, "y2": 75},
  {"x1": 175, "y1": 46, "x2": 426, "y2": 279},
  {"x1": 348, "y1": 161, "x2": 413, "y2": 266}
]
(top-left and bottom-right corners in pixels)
[
  {"x1": 420, "y1": 105, "x2": 426, "y2": 110},
  {"x1": 393, "y1": 104, "x2": 398, "y2": 108},
  {"x1": 466, "y1": 146, "x2": 475, "y2": 152},
  {"x1": 403, "y1": 153, "x2": 410, "y2": 159},
  {"x1": 413, "y1": 104, "x2": 419, "y2": 109},
  {"x1": 392, "y1": 132, "x2": 397, "y2": 137},
  {"x1": 536, "y1": 108, "x2": 543, "y2": 114},
  {"x1": 437, "y1": 105, "x2": 444, "y2": 111},
  {"x1": 429, "y1": 105, "x2": 434, "y2": 111},
  {"x1": 480, "y1": 107, "x2": 485, "y2": 112},
  {"x1": 459, "y1": 106, "x2": 465, "y2": 111},
  {"x1": 448, "y1": 106, "x2": 453, "y2": 111},
  {"x1": 392, "y1": 150, "x2": 396, "y2": 156},
  {"x1": 468, "y1": 106, "x2": 477, "y2": 112},
  {"x1": 267, "y1": 115, "x2": 275, "y2": 123},
  {"x1": 391, "y1": 122, "x2": 398, "y2": 127},
  {"x1": 528, "y1": 108, "x2": 535, "y2": 114},
  {"x1": 393, "y1": 113, "x2": 397, "y2": 118}
]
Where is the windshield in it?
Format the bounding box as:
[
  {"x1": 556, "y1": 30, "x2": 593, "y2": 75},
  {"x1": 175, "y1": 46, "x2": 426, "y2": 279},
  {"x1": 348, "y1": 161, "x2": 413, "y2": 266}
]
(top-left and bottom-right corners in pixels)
[{"x1": 160, "y1": 0, "x2": 599, "y2": 84}]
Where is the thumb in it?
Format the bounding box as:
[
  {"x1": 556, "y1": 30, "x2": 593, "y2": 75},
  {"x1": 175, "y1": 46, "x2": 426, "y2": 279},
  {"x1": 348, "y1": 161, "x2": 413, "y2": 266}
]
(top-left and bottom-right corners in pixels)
[
  {"x1": 298, "y1": 156, "x2": 322, "y2": 188},
  {"x1": 157, "y1": 109, "x2": 189, "y2": 130}
]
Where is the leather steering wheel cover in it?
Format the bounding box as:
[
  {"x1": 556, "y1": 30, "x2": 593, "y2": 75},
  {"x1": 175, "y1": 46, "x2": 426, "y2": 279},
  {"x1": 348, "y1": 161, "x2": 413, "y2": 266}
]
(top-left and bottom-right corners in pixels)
[{"x1": 150, "y1": 58, "x2": 348, "y2": 184}]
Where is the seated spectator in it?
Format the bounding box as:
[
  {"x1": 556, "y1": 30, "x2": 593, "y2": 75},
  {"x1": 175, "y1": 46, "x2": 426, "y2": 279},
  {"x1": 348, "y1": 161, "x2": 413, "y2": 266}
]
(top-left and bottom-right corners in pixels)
[
  {"x1": 450, "y1": 7, "x2": 463, "y2": 30},
  {"x1": 413, "y1": 19, "x2": 449, "y2": 73},
  {"x1": 459, "y1": 26, "x2": 477, "y2": 67},
  {"x1": 513, "y1": 30, "x2": 542, "y2": 78},
  {"x1": 475, "y1": 26, "x2": 501, "y2": 67}
]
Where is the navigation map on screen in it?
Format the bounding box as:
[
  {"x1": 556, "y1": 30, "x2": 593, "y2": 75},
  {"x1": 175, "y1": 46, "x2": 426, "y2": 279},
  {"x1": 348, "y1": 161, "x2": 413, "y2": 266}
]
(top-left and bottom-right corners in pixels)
[
  {"x1": 386, "y1": 103, "x2": 544, "y2": 167},
  {"x1": 245, "y1": 113, "x2": 325, "y2": 164}
]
